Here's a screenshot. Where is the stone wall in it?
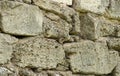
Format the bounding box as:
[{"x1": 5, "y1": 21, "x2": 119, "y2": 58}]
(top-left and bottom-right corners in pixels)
[{"x1": 0, "y1": 0, "x2": 120, "y2": 76}]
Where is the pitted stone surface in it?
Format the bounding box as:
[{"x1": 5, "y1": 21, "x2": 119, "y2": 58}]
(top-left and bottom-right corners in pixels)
[
  {"x1": 113, "y1": 58, "x2": 120, "y2": 76},
  {"x1": 64, "y1": 40, "x2": 118, "y2": 74},
  {"x1": 0, "y1": 1, "x2": 43, "y2": 36},
  {"x1": 80, "y1": 13, "x2": 116, "y2": 40},
  {"x1": 13, "y1": 37, "x2": 65, "y2": 69},
  {"x1": 33, "y1": 0, "x2": 75, "y2": 22}
]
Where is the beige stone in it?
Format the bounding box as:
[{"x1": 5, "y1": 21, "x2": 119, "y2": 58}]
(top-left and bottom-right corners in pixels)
[
  {"x1": 73, "y1": 0, "x2": 109, "y2": 14},
  {"x1": 33, "y1": 0, "x2": 75, "y2": 22},
  {"x1": 0, "y1": 1, "x2": 43, "y2": 36},
  {"x1": 0, "y1": 67, "x2": 14, "y2": 76},
  {"x1": 13, "y1": 37, "x2": 65, "y2": 69},
  {"x1": 51, "y1": 0, "x2": 72, "y2": 5},
  {"x1": 80, "y1": 13, "x2": 116, "y2": 40},
  {"x1": 64, "y1": 40, "x2": 118, "y2": 74},
  {"x1": 0, "y1": 33, "x2": 18, "y2": 64}
]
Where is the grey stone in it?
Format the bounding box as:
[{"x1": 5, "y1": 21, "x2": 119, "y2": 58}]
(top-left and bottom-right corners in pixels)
[
  {"x1": 13, "y1": 37, "x2": 65, "y2": 69},
  {"x1": 51, "y1": 0, "x2": 72, "y2": 5},
  {"x1": 0, "y1": 67, "x2": 14, "y2": 76},
  {"x1": 0, "y1": 1, "x2": 43, "y2": 36},
  {"x1": 80, "y1": 13, "x2": 116, "y2": 40},
  {"x1": 108, "y1": 38, "x2": 120, "y2": 51},
  {"x1": 43, "y1": 13, "x2": 72, "y2": 43},
  {"x1": 33, "y1": 0, "x2": 75, "y2": 22},
  {"x1": 106, "y1": 0, "x2": 120, "y2": 20},
  {"x1": 0, "y1": 33, "x2": 18, "y2": 64},
  {"x1": 113, "y1": 58, "x2": 120, "y2": 76},
  {"x1": 73, "y1": 0, "x2": 109, "y2": 14},
  {"x1": 64, "y1": 40, "x2": 118, "y2": 74}
]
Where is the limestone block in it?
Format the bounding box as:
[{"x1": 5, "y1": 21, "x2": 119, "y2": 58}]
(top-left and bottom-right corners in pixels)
[
  {"x1": 43, "y1": 13, "x2": 72, "y2": 43},
  {"x1": 0, "y1": 1, "x2": 43, "y2": 36},
  {"x1": 106, "y1": 0, "x2": 120, "y2": 20},
  {"x1": 33, "y1": 0, "x2": 75, "y2": 22},
  {"x1": 64, "y1": 40, "x2": 118, "y2": 74},
  {"x1": 113, "y1": 58, "x2": 120, "y2": 76},
  {"x1": 13, "y1": 37, "x2": 65, "y2": 69},
  {"x1": 80, "y1": 13, "x2": 116, "y2": 40},
  {"x1": 0, "y1": 33, "x2": 18, "y2": 64},
  {"x1": 51, "y1": 0, "x2": 72, "y2": 5},
  {"x1": 108, "y1": 38, "x2": 120, "y2": 51},
  {"x1": 73, "y1": 0, "x2": 109, "y2": 14}
]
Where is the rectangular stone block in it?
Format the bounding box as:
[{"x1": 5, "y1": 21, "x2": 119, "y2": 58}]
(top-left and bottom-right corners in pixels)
[
  {"x1": 13, "y1": 37, "x2": 65, "y2": 69},
  {"x1": 0, "y1": 1, "x2": 43, "y2": 36},
  {"x1": 51, "y1": 0, "x2": 72, "y2": 5},
  {"x1": 33, "y1": 0, "x2": 75, "y2": 22},
  {"x1": 64, "y1": 40, "x2": 119, "y2": 74},
  {"x1": 80, "y1": 13, "x2": 116, "y2": 40},
  {"x1": 73, "y1": 0, "x2": 109, "y2": 14}
]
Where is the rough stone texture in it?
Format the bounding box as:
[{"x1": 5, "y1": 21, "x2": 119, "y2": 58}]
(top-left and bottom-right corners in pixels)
[
  {"x1": 43, "y1": 12, "x2": 72, "y2": 43},
  {"x1": 106, "y1": 0, "x2": 120, "y2": 20},
  {"x1": 80, "y1": 13, "x2": 116, "y2": 40},
  {"x1": 113, "y1": 58, "x2": 120, "y2": 76},
  {"x1": 51, "y1": 0, "x2": 72, "y2": 5},
  {"x1": 73, "y1": 0, "x2": 109, "y2": 14},
  {"x1": 33, "y1": 0, "x2": 75, "y2": 22},
  {"x1": 13, "y1": 37, "x2": 65, "y2": 69},
  {"x1": 64, "y1": 40, "x2": 119, "y2": 74},
  {"x1": 108, "y1": 38, "x2": 120, "y2": 51},
  {"x1": 0, "y1": 0, "x2": 119, "y2": 76},
  {"x1": 0, "y1": 1, "x2": 43, "y2": 36},
  {"x1": 0, "y1": 33, "x2": 18, "y2": 64}
]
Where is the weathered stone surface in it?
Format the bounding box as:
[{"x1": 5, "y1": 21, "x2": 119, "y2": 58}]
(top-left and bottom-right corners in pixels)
[
  {"x1": 113, "y1": 58, "x2": 120, "y2": 76},
  {"x1": 73, "y1": 0, "x2": 109, "y2": 14},
  {"x1": 0, "y1": 33, "x2": 18, "y2": 64},
  {"x1": 116, "y1": 25, "x2": 120, "y2": 37},
  {"x1": 43, "y1": 13, "x2": 72, "y2": 43},
  {"x1": 106, "y1": 0, "x2": 120, "y2": 20},
  {"x1": 13, "y1": 37, "x2": 65, "y2": 69},
  {"x1": 0, "y1": 67, "x2": 14, "y2": 76},
  {"x1": 80, "y1": 13, "x2": 116, "y2": 40},
  {"x1": 108, "y1": 38, "x2": 120, "y2": 51},
  {"x1": 70, "y1": 12, "x2": 81, "y2": 35},
  {"x1": 33, "y1": 0, "x2": 75, "y2": 22},
  {"x1": 51, "y1": 0, "x2": 72, "y2": 5},
  {"x1": 0, "y1": 1, "x2": 43, "y2": 36},
  {"x1": 64, "y1": 40, "x2": 118, "y2": 74}
]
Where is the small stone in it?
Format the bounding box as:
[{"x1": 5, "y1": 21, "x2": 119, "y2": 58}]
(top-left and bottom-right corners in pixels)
[{"x1": 73, "y1": 0, "x2": 109, "y2": 14}]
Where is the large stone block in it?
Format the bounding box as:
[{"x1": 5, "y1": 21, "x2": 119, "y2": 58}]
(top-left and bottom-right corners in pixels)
[
  {"x1": 33, "y1": 0, "x2": 75, "y2": 22},
  {"x1": 13, "y1": 37, "x2": 65, "y2": 69},
  {"x1": 0, "y1": 1, "x2": 43, "y2": 36},
  {"x1": 80, "y1": 13, "x2": 116, "y2": 40},
  {"x1": 106, "y1": 0, "x2": 120, "y2": 20},
  {"x1": 51, "y1": 0, "x2": 72, "y2": 5},
  {"x1": 64, "y1": 40, "x2": 118, "y2": 74},
  {"x1": 0, "y1": 33, "x2": 18, "y2": 64},
  {"x1": 73, "y1": 0, "x2": 109, "y2": 14}
]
